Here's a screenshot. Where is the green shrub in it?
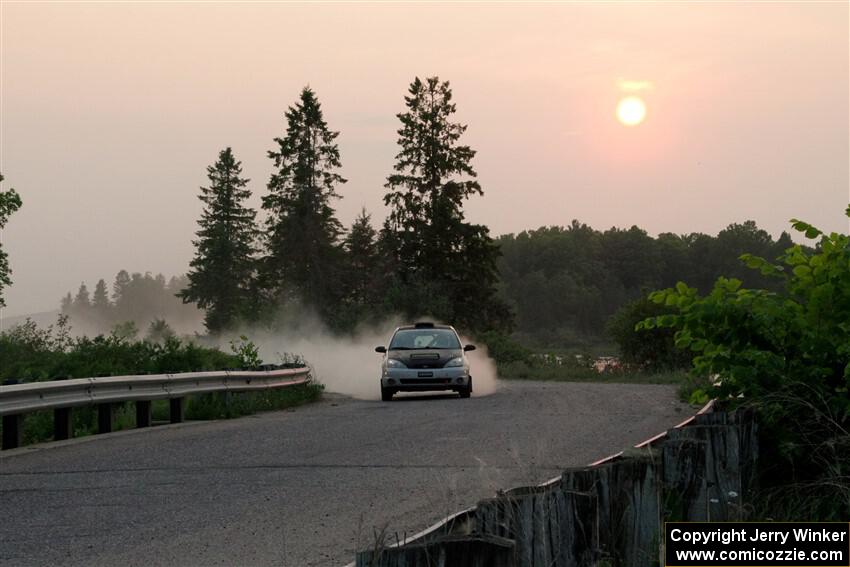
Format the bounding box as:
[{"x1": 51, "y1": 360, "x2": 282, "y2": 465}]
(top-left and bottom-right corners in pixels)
[
  {"x1": 607, "y1": 294, "x2": 692, "y2": 372},
  {"x1": 0, "y1": 321, "x2": 241, "y2": 383},
  {"x1": 640, "y1": 205, "x2": 850, "y2": 519},
  {"x1": 477, "y1": 331, "x2": 532, "y2": 365}
]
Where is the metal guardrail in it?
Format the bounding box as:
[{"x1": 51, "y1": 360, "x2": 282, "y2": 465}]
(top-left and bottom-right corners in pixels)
[{"x1": 0, "y1": 368, "x2": 311, "y2": 450}]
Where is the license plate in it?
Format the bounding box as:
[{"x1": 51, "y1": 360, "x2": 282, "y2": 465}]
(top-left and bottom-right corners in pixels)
[{"x1": 418, "y1": 371, "x2": 434, "y2": 378}]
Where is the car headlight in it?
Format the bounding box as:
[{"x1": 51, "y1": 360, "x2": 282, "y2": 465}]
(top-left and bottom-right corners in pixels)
[
  {"x1": 444, "y1": 357, "x2": 464, "y2": 368},
  {"x1": 386, "y1": 358, "x2": 407, "y2": 368}
]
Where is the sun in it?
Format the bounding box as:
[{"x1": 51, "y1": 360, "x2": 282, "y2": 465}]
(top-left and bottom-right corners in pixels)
[{"x1": 617, "y1": 96, "x2": 647, "y2": 126}]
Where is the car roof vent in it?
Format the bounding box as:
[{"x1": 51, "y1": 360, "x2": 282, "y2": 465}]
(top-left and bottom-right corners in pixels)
[{"x1": 414, "y1": 321, "x2": 435, "y2": 328}]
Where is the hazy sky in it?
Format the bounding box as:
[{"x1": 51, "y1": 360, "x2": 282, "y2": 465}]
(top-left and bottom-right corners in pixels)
[{"x1": 1, "y1": 2, "x2": 848, "y2": 318}]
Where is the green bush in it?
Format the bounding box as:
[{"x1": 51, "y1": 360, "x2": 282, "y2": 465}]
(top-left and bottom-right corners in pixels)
[
  {"x1": 477, "y1": 331, "x2": 532, "y2": 365},
  {"x1": 0, "y1": 318, "x2": 241, "y2": 383},
  {"x1": 640, "y1": 205, "x2": 850, "y2": 519},
  {"x1": 607, "y1": 294, "x2": 692, "y2": 372}
]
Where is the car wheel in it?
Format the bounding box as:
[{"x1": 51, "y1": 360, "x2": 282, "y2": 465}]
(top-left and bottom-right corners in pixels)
[
  {"x1": 459, "y1": 376, "x2": 472, "y2": 398},
  {"x1": 381, "y1": 386, "x2": 394, "y2": 401}
]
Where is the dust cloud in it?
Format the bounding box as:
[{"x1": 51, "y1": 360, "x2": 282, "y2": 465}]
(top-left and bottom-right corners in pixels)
[
  {"x1": 231, "y1": 318, "x2": 501, "y2": 401},
  {"x1": 51, "y1": 303, "x2": 501, "y2": 400}
]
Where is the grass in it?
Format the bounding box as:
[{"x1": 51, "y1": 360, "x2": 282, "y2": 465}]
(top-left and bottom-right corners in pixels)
[
  {"x1": 2, "y1": 382, "x2": 324, "y2": 449},
  {"x1": 498, "y1": 359, "x2": 690, "y2": 385}
]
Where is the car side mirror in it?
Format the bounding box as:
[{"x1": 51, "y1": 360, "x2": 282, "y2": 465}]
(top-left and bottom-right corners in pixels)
[
  {"x1": 463, "y1": 344, "x2": 476, "y2": 352},
  {"x1": 375, "y1": 346, "x2": 387, "y2": 353}
]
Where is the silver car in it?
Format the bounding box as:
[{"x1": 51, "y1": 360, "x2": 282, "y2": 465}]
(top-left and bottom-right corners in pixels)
[{"x1": 375, "y1": 323, "x2": 476, "y2": 401}]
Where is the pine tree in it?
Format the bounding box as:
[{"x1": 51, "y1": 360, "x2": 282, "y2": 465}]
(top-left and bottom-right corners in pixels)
[
  {"x1": 111, "y1": 269, "x2": 132, "y2": 322},
  {"x1": 60, "y1": 292, "x2": 73, "y2": 314},
  {"x1": 261, "y1": 87, "x2": 347, "y2": 323},
  {"x1": 345, "y1": 208, "x2": 378, "y2": 291},
  {"x1": 74, "y1": 282, "x2": 91, "y2": 311},
  {"x1": 179, "y1": 147, "x2": 258, "y2": 333},
  {"x1": 0, "y1": 173, "x2": 22, "y2": 308},
  {"x1": 92, "y1": 278, "x2": 111, "y2": 320},
  {"x1": 382, "y1": 76, "x2": 512, "y2": 332},
  {"x1": 112, "y1": 270, "x2": 131, "y2": 303},
  {"x1": 338, "y1": 209, "x2": 379, "y2": 327}
]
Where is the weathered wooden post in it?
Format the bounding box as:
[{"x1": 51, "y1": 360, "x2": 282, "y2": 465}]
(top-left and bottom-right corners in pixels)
[
  {"x1": 666, "y1": 415, "x2": 741, "y2": 521},
  {"x1": 661, "y1": 436, "x2": 708, "y2": 521},
  {"x1": 589, "y1": 453, "x2": 661, "y2": 567}
]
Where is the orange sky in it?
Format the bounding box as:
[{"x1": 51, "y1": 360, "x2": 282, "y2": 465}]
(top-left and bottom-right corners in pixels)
[{"x1": 1, "y1": 2, "x2": 848, "y2": 317}]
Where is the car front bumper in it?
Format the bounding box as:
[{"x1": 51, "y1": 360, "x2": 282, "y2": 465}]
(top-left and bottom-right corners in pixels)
[{"x1": 381, "y1": 367, "x2": 469, "y2": 391}]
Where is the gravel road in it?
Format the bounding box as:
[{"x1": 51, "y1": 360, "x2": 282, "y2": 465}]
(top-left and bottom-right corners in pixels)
[{"x1": 0, "y1": 380, "x2": 688, "y2": 567}]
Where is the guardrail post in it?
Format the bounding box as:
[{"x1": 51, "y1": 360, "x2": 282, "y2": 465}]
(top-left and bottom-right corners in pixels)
[
  {"x1": 54, "y1": 407, "x2": 72, "y2": 440},
  {"x1": 170, "y1": 398, "x2": 184, "y2": 423},
  {"x1": 97, "y1": 403, "x2": 113, "y2": 434},
  {"x1": 2, "y1": 414, "x2": 23, "y2": 450},
  {"x1": 136, "y1": 400, "x2": 152, "y2": 428}
]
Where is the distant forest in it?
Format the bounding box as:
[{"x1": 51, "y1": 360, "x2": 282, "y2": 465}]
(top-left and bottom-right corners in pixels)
[
  {"x1": 60, "y1": 272, "x2": 202, "y2": 339},
  {"x1": 497, "y1": 220, "x2": 792, "y2": 348},
  {"x1": 61, "y1": 219, "x2": 794, "y2": 351}
]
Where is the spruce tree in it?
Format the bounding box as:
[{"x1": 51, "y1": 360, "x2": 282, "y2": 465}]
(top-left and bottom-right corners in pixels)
[
  {"x1": 92, "y1": 278, "x2": 111, "y2": 320},
  {"x1": 345, "y1": 209, "x2": 377, "y2": 293},
  {"x1": 261, "y1": 87, "x2": 347, "y2": 324},
  {"x1": 112, "y1": 270, "x2": 131, "y2": 302},
  {"x1": 339, "y1": 209, "x2": 379, "y2": 327},
  {"x1": 180, "y1": 147, "x2": 258, "y2": 333},
  {"x1": 60, "y1": 292, "x2": 73, "y2": 314},
  {"x1": 382, "y1": 77, "x2": 511, "y2": 332},
  {"x1": 74, "y1": 282, "x2": 91, "y2": 311},
  {"x1": 0, "y1": 173, "x2": 22, "y2": 308}
]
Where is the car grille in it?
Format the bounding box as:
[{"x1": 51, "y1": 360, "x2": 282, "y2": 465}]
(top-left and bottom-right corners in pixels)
[{"x1": 400, "y1": 378, "x2": 451, "y2": 385}]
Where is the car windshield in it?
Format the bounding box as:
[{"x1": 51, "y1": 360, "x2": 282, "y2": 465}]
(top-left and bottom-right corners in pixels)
[{"x1": 389, "y1": 329, "x2": 461, "y2": 350}]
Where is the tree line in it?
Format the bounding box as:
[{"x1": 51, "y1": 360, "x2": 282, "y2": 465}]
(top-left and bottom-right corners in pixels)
[
  {"x1": 178, "y1": 77, "x2": 508, "y2": 335},
  {"x1": 177, "y1": 76, "x2": 797, "y2": 342},
  {"x1": 497, "y1": 219, "x2": 795, "y2": 348},
  {"x1": 60, "y1": 271, "x2": 200, "y2": 340}
]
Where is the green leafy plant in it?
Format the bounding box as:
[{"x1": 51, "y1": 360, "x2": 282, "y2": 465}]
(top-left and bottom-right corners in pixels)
[
  {"x1": 607, "y1": 294, "x2": 692, "y2": 372},
  {"x1": 638, "y1": 206, "x2": 850, "y2": 519},
  {"x1": 229, "y1": 335, "x2": 262, "y2": 368},
  {"x1": 0, "y1": 317, "x2": 241, "y2": 382}
]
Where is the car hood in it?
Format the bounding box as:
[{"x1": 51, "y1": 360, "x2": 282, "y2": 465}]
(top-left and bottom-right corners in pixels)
[{"x1": 388, "y1": 349, "x2": 462, "y2": 369}]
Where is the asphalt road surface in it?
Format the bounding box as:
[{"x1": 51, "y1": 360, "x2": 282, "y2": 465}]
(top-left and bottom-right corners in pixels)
[{"x1": 1, "y1": 380, "x2": 689, "y2": 567}]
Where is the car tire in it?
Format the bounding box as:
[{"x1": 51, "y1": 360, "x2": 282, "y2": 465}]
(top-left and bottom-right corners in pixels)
[
  {"x1": 381, "y1": 386, "x2": 394, "y2": 401},
  {"x1": 459, "y1": 376, "x2": 472, "y2": 398}
]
